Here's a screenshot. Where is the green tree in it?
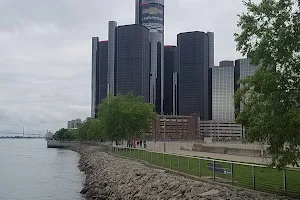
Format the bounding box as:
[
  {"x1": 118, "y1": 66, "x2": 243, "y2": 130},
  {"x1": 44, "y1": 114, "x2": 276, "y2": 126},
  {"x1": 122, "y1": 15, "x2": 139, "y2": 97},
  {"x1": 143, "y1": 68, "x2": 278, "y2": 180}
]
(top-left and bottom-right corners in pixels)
[
  {"x1": 76, "y1": 119, "x2": 103, "y2": 141},
  {"x1": 235, "y1": 0, "x2": 300, "y2": 168},
  {"x1": 53, "y1": 128, "x2": 76, "y2": 141},
  {"x1": 98, "y1": 93, "x2": 156, "y2": 142}
]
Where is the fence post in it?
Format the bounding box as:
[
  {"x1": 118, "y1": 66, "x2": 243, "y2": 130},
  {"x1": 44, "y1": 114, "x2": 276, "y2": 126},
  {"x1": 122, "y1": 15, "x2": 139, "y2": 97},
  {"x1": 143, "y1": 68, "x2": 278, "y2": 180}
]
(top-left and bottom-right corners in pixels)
[
  {"x1": 163, "y1": 153, "x2": 165, "y2": 167},
  {"x1": 134, "y1": 149, "x2": 136, "y2": 158},
  {"x1": 213, "y1": 161, "x2": 216, "y2": 181},
  {"x1": 170, "y1": 154, "x2": 172, "y2": 169},
  {"x1": 151, "y1": 152, "x2": 152, "y2": 163},
  {"x1": 188, "y1": 157, "x2": 190, "y2": 174},
  {"x1": 156, "y1": 153, "x2": 158, "y2": 164},
  {"x1": 283, "y1": 169, "x2": 287, "y2": 193},
  {"x1": 178, "y1": 155, "x2": 180, "y2": 171},
  {"x1": 252, "y1": 166, "x2": 256, "y2": 190},
  {"x1": 231, "y1": 163, "x2": 234, "y2": 185},
  {"x1": 199, "y1": 159, "x2": 201, "y2": 178}
]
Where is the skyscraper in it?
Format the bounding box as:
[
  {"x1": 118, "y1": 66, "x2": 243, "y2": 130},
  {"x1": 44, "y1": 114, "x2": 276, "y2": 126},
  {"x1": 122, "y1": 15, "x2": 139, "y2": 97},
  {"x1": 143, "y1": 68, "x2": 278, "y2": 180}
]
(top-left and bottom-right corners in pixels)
[
  {"x1": 116, "y1": 24, "x2": 150, "y2": 103},
  {"x1": 91, "y1": 37, "x2": 99, "y2": 119},
  {"x1": 108, "y1": 21, "x2": 117, "y2": 96},
  {"x1": 91, "y1": 38, "x2": 109, "y2": 118},
  {"x1": 164, "y1": 45, "x2": 177, "y2": 115},
  {"x1": 235, "y1": 58, "x2": 259, "y2": 85},
  {"x1": 212, "y1": 61, "x2": 235, "y2": 122},
  {"x1": 234, "y1": 58, "x2": 259, "y2": 114},
  {"x1": 135, "y1": 0, "x2": 164, "y2": 113},
  {"x1": 98, "y1": 41, "x2": 108, "y2": 110},
  {"x1": 178, "y1": 31, "x2": 214, "y2": 120}
]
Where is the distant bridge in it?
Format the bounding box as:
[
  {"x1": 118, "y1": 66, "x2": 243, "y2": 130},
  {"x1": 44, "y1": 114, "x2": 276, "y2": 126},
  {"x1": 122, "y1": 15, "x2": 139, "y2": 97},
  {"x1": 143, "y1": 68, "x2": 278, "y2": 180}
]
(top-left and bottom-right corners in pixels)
[
  {"x1": 0, "y1": 125, "x2": 45, "y2": 138},
  {"x1": 0, "y1": 132, "x2": 44, "y2": 138}
]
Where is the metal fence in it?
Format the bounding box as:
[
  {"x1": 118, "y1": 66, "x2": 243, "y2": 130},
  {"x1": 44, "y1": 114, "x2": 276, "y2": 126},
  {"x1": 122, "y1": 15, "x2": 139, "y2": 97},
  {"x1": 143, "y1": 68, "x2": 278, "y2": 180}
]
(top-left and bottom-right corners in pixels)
[{"x1": 108, "y1": 146, "x2": 300, "y2": 199}]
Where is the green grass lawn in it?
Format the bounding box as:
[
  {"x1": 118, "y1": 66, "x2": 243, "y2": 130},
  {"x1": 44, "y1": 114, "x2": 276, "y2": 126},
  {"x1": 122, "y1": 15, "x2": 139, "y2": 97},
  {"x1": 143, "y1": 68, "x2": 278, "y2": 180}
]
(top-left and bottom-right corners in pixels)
[{"x1": 113, "y1": 147, "x2": 300, "y2": 198}]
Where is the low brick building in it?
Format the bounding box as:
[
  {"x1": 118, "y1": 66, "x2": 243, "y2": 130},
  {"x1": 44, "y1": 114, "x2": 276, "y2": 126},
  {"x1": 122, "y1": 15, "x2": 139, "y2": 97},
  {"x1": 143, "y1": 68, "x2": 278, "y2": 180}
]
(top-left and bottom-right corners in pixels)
[{"x1": 152, "y1": 115, "x2": 197, "y2": 141}]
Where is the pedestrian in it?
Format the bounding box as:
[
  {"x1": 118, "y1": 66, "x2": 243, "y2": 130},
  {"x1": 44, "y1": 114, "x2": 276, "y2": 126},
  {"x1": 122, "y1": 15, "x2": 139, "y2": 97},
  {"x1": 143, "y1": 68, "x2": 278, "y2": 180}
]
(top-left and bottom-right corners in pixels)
[
  {"x1": 140, "y1": 140, "x2": 142, "y2": 148},
  {"x1": 143, "y1": 140, "x2": 147, "y2": 148}
]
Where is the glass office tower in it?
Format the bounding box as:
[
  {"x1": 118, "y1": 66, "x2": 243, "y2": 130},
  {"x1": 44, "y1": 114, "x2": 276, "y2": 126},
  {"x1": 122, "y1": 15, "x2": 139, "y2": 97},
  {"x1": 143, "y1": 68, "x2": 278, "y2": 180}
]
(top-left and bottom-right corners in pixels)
[
  {"x1": 178, "y1": 31, "x2": 214, "y2": 120},
  {"x1": 91, "y1": 38, "x2": 108, "y2": 118},
  {"x1": 164, "y1": 45, "x2": 177, "y2": 115},
  {"x1": 116, "y1": 24, "x2": 150, "y2": 103},
  {"x1": 136, "y1": 0, "x2": 164, "y2": 113},
  {"x1": 212, "y1": 63, "x2": 235, "y2": 122}
]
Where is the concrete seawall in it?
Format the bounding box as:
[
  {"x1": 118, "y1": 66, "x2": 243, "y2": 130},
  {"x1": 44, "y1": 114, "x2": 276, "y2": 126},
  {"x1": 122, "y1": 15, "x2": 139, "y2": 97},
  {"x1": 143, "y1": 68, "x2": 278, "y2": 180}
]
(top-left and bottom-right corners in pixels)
[{"x1": 46, "y1": 140, "x2": 73, "y2": 148}]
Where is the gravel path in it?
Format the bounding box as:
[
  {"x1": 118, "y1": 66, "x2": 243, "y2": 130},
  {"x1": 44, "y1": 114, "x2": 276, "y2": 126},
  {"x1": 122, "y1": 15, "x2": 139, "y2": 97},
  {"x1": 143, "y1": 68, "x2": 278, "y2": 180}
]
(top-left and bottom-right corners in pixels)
[{"x1": 72, "y1": 144, "x2": 287, "y2": 200}]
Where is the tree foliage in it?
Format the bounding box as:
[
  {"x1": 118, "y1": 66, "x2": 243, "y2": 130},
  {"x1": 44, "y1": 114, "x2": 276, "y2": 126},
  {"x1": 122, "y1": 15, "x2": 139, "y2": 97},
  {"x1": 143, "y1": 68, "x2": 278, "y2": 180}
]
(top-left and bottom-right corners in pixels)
[
  {"x1": 235, "y1": 0, "x2": 300, "y2": 168},
  {"x1": 98, "y1": 93, "x2": 156, "y2": 141},
  {"x1": 75, "y1": 93, "x2": 156, "y2": 142},
  {"x1": 53, "y1": 128, "x2": 76, "y2": 141}
]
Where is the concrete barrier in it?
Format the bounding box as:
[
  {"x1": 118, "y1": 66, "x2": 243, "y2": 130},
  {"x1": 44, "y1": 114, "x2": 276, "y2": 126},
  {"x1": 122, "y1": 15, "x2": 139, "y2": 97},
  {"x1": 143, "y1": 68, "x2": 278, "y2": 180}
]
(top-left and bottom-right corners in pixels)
[
  {"x1": 192, "y1": 144, "x2": 203, "y2": 152},
  {"x1": 213, "y1": 147, "x2": 227, "y2": 154},
  {"x1": 192, "y1": 144, "x2": 263, "y2": 157},
  {"x1": 226, "y1": 148, "x2": 241, "y2": 155}
]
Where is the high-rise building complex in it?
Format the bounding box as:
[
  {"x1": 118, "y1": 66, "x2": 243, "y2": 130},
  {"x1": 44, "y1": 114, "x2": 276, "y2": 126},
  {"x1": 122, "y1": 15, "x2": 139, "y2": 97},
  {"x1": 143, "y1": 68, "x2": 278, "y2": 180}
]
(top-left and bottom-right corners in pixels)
[
  {"x1": 177, "y1": 31, "x2": 214, "y2": 120},
  {"x1": 135, "y1": 0, "x2": 164, "y2": 113},
  {"x1": 89, "y1": 1, "x2": 255, "y2": 127},
  {"x1": 164, "y1": 45, "x2": 177, "y2": 115},
  {"x1": 212, "y1": 61, "x2": 235, "y2": 122},
  {"x1": 115, "y1": 24, "x2": 150, "y2": 103}
]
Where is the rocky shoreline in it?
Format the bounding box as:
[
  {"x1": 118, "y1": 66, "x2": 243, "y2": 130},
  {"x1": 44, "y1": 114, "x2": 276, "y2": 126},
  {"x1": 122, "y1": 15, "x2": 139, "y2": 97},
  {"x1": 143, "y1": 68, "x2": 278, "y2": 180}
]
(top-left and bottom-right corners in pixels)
[{"x1": 71, "y1": 144, "x2": 287, "y2": 200}]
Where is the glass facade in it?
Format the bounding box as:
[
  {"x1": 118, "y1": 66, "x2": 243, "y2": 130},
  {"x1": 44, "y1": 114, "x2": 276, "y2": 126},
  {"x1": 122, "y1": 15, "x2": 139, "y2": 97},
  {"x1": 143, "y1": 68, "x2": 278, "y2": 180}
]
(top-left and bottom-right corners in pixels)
[
  {"x1": 164, "y1": 46, "x2": 177, "y2": 115},
  {"x1": 234, "y1": 58, "x2": 259, "y2": 113},
  {"x1": 212, "y1": 65, "x2": 235, "y2": 122},
  {"x1": 91, "y1": 37, "x2": 99, "y2": 119},
  {"x1": 136, "y1": 0, "x2": 164, "y2": 113},
  {"x1": 178, "y1": 31, "x2": 210, "y2": 120},
  {"x1": 98, "y1": 41, "x2": 108, "y2": 114},
  {"x1": 108, "y1": 21, "x2": 117, "y2": 96},
  {"x1": 208, "y1": 67, "x2": 212, "y2": 120},
  {"x1": 116, "y1": 24, "x2": 150, "y2": 103}
]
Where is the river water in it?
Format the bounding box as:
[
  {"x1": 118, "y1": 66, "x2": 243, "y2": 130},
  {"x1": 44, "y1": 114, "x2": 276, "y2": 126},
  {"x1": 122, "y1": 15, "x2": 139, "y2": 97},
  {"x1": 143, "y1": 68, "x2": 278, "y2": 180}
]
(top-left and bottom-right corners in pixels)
[{"x1": 0, "y1": 139, "x2": 84, "y2": 200}]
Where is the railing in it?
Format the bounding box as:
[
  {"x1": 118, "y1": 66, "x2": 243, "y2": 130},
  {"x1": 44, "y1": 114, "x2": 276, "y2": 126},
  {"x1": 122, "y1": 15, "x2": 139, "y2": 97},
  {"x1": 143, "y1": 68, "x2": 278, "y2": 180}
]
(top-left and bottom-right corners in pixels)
[{"x1": 108, "y1": 146, "x2": 300, "y2": 198}]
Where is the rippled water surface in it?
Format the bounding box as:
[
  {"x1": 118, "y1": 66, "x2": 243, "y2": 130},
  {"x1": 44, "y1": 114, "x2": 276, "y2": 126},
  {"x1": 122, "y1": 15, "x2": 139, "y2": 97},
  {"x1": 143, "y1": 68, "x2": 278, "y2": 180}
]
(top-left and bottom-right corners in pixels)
[{"x1": 0, "y1": 139, "x2": 84, "y2": 200}]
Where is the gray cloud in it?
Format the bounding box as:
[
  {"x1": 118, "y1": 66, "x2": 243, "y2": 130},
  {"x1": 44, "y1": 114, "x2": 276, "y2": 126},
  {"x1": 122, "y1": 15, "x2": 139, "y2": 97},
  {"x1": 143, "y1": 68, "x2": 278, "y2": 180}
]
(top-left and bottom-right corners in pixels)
[{"x1": 0, "y1": 0, "x2": 255, "y2": 135}]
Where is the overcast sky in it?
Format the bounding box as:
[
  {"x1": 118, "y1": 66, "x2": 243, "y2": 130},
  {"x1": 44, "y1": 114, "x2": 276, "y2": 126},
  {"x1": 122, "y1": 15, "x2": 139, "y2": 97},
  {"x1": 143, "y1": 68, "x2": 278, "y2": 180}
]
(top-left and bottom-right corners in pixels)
[{"x1": 0, "y1": 0, "x2": 253, "y2": 135}]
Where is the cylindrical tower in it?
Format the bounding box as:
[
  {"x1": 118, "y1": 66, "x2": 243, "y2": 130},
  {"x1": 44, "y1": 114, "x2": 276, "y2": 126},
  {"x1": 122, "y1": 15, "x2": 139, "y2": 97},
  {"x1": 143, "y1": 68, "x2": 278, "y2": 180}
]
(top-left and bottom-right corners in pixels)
[{"x1": 136, "y1": 0, "x2": 164, "y2": 114}]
